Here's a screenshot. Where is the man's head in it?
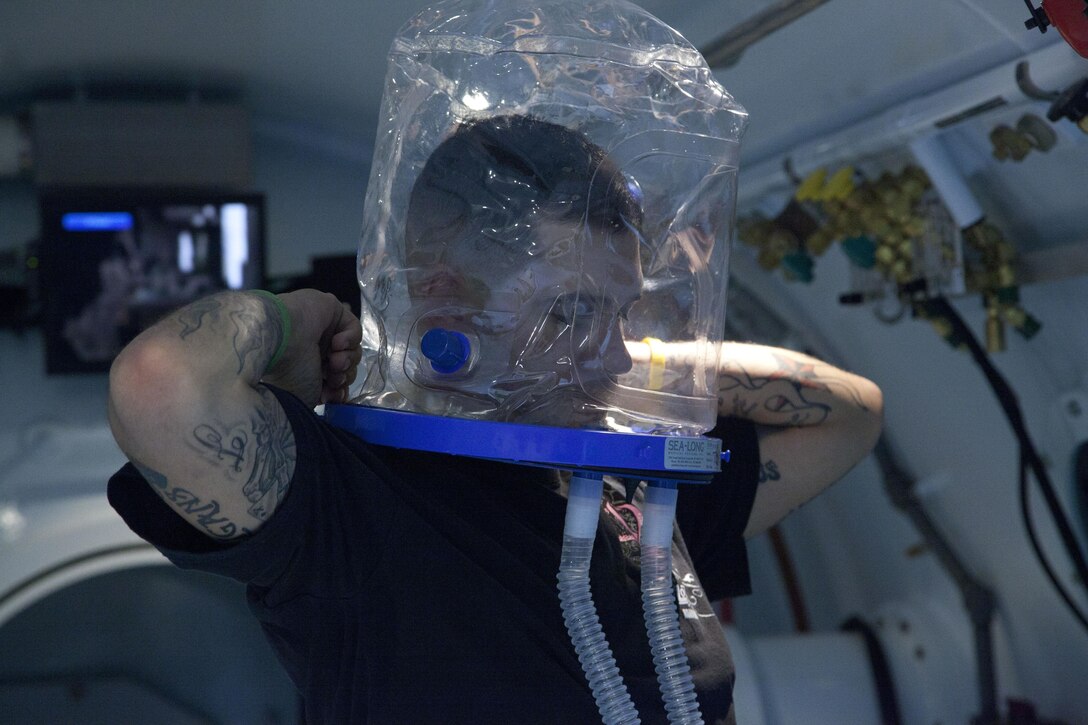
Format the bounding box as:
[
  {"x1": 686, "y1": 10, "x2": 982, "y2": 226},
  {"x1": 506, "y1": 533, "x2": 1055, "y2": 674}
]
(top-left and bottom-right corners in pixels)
[
  {"x1": 403, "y1": 115, "x2": 644, "y2": 426},
  {"x1": 354, "y1": 0, "x2": 745, "y2": 434}
]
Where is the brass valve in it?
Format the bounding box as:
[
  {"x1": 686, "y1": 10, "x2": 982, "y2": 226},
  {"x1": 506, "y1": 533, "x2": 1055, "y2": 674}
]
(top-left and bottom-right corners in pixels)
[{"x1": 990, "y1": 114, "x2": 1058, "y2": 161}]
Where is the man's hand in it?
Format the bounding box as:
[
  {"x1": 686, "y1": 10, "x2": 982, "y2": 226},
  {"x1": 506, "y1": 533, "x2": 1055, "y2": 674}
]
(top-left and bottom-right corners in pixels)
[{"x1": 262, "y1": 290, "x2": 362, "y2": 408}]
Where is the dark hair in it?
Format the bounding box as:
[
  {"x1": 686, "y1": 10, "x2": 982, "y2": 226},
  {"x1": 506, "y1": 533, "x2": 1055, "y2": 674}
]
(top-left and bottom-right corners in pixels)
[{"x1": 404, "y1": 115, "x2": 641, "y2": 298}]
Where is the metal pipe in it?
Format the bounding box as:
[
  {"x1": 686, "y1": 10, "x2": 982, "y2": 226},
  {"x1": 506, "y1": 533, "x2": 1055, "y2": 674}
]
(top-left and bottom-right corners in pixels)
[{"x1": 700, "y1": 0, "x2": 833, "y2": 69}]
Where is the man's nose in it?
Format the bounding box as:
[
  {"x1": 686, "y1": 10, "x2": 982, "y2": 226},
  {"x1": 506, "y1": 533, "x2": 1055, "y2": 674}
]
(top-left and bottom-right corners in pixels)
[{"x1": 601, "y1": 321, "x2": 633, "y2": 376}]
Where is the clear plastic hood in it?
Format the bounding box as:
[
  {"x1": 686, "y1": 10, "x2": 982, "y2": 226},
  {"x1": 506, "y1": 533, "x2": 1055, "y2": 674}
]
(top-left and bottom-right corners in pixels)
[{"x1": 352, "y1": 0, "x2": 748, "y2": 435}]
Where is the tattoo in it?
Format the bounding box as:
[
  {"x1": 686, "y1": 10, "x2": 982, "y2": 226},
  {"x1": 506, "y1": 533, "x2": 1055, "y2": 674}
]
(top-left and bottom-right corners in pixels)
[
  {"x1": 176, "y1": 293, "x2": 283, "y2": 375},
  {"x1": 726, "y1": 392, "x2": 758, "y2": 419},
  {"x1": 131, "y1": 457, "x2": 248, "y2": 539},
  {"x1": 240, "y1": 388, "x2": 296, "y2": 520},
  {"x1": 194, "y1": 424, "x2": 247, "y2": 473},
  {"x1": 164, "y1": 486, "x2": 248, "y2": 539},
  {"x1": 177, "y1": 298, "x2": 223, "y2": 339},
  {"x1": 229, "y1": 303, "x2": 278, "y2": 375},
  {"x1": 719, "y1": 350, "x2": 869, "y2": 426},
  {"x1": 187, "y1": 387, "x2": 296, "y2": 522},
  {"x1": 758, "y1": 459, "x2": 781, "y2": 484}
]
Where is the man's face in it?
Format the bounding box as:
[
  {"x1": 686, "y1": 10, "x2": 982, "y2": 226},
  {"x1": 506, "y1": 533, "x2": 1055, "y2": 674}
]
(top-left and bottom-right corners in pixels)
[
  {"x1": 401, "y1": 118, "x2": 647, "y2": 427},
  {"x1": 468, "y1": 214, "x2": 643, "y2": 427}
]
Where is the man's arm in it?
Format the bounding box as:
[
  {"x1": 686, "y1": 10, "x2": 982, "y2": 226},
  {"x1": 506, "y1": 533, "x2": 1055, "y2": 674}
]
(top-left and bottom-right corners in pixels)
[
  {"x1": 716, "y1": 342, "x2": 883, "y2": 538},
  {"x1": 107, "y1": 289, "x2": 361, "y2": 540}
]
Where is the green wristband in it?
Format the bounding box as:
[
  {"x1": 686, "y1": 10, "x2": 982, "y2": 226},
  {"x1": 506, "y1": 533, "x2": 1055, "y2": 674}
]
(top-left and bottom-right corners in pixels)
[{"x1": 249, "y1": 290, "x2": 291, "y2": 369}]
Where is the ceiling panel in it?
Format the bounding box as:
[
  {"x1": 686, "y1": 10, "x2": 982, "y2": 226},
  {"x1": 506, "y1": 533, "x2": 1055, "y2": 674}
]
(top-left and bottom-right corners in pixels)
[
  {"x1": 0, "y1": 0, "x2": 1055, "y2": 146},
  {"x1": 0, "y1": 2, "x2": 1083, "y2": 269},
  {"x1": 707, "y1": 0, "x2": 1053, "y2": 163}
]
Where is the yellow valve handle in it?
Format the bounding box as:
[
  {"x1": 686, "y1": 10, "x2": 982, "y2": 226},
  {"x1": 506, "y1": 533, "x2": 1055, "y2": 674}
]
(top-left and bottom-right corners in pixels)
[{"x1": 641, "y1": 337, "x2": 667, "y2": 391}]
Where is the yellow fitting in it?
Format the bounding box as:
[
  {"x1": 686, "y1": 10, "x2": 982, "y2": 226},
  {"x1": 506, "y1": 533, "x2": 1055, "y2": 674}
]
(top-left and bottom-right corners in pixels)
[
  {"x1": 642, "y1": 337, "x2": 667, "y2": 391},
  {"x1": 823, "y1": 167, "x2": 855, "y2": 201},
  {"x1": 796, "y1": 169, "x2": 827, "y2": 202},
  {"x1": 986, "y1": 306, "x2": 1006, "y2": 353}
]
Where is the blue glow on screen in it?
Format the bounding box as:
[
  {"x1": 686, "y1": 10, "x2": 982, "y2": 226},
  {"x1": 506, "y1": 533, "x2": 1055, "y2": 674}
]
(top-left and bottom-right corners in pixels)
[{"x1": 62, "y1": 212, "x2": 134, "y2": 232}]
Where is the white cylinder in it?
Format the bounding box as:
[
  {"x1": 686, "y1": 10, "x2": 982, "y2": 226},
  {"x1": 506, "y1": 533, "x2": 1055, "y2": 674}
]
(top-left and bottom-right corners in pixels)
[
  {"x1": 564, "y1": 474, "x2": 604, "y2": 539},
  {"x1": 908, "y1": 134, "x2": 984, "y2": 229},
  {"x1": 641, "y1": 485, "x2": 678, "y2": 548}
]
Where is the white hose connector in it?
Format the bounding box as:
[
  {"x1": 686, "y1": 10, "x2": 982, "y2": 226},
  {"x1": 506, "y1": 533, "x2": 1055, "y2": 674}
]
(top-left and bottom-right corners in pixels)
[
  {"x1": 641, "y1": 484, "x2": 704, "y2": 725},
  {"x1": 558, "y1": 473, "x2": 641, "y2": 725},
  {"x1": 908, "y1": 134, "x2": 984, "y2": 230}
]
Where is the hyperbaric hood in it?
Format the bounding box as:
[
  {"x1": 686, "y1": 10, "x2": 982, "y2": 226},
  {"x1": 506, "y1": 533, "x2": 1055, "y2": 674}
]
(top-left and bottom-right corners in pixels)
[{"x1": 352, "y1": 0, "x2": 748, "y2": 435}]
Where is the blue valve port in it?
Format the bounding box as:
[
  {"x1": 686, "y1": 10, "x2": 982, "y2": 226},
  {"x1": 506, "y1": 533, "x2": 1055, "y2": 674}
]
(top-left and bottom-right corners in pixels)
[{"x1": 420, "y1": 328, "x2": 471, "y2": 374}]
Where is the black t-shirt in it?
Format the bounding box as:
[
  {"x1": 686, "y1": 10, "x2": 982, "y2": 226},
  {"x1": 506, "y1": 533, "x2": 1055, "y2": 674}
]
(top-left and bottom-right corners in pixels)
[{"x1": 108, "y1": 385, "x2": 760, "y2": 724}]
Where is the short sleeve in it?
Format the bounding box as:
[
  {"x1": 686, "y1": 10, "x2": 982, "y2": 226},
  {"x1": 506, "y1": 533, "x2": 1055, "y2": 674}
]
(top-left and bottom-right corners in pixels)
[
  {"x1": 106, "y1": 385, "x2": 396, "y2": 596},
  {"x1": 674, "y1": 416, "x2": 760, "y2": 600}
]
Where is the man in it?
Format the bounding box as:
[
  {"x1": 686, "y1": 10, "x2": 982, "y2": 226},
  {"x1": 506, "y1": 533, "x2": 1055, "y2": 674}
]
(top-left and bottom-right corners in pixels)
[{"x1": 107, "y1": 113, "x2": 881, "y2": 724}]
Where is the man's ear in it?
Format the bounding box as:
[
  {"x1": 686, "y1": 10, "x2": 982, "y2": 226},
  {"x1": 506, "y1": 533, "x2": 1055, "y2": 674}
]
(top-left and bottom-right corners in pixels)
[
  {"x1": 406, "y1": 261, "x2": 487, "y2": 302},
  {"x1": 406, "y1": 263, "x2": 465, "y2": 301}
]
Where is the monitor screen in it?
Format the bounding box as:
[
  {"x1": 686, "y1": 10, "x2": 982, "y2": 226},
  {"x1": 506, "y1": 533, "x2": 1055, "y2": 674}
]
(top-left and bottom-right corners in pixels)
[{"x1": 39, "y1": 189, "x2": 266, "y2": 374}]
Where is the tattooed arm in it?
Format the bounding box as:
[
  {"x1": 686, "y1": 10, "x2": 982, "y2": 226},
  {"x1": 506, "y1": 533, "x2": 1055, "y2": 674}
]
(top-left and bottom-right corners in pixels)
[
  {"x1": 717, "y1": 343, "x2": 883, "y2": 538},
  {"x1": 107, "y1": 289, "x2": 361, "y2": 540}
]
